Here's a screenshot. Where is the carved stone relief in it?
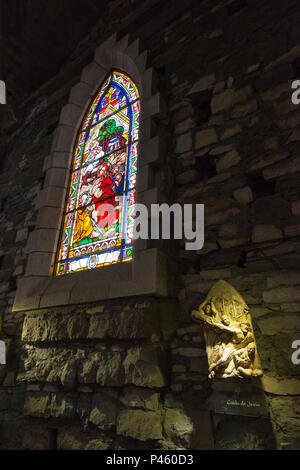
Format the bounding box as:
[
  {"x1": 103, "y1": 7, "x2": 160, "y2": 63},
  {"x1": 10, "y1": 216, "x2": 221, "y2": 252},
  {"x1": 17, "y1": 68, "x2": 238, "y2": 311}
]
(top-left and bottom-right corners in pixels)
[{"x1": 192, "y1": 280, "x2": 262, "y2": 379}]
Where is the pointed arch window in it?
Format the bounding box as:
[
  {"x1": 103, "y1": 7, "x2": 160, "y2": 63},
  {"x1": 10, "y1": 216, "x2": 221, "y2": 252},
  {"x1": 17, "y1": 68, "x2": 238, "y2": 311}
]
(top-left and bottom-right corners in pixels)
[{"x1": 56, "y1": 71, "x2": 140, "y2": 275}]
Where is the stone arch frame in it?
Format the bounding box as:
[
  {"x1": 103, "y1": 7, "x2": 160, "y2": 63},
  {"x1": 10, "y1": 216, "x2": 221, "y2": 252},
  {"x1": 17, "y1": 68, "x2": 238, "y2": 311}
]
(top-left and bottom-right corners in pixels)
[{"x1": 13, "y1": 33, "x2": 168, "y2": 312}]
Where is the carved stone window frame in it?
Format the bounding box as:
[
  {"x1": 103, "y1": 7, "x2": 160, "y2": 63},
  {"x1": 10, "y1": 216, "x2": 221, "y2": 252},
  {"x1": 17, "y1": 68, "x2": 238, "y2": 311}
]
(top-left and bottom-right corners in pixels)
[{"x1": 13, "y1": 34, "x2": 168, "y2": 312}]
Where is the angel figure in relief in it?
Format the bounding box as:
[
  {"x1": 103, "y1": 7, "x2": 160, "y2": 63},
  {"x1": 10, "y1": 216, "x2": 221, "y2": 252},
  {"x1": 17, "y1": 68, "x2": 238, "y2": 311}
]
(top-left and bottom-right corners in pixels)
[{"x1": 192, "y1": 280, "x2": 263, "y2": 379}]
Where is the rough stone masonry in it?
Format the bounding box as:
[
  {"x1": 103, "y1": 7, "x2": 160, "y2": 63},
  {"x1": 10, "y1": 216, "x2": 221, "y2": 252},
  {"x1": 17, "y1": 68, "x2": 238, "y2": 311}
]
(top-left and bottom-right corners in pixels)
[{"x1": 0, "y1": 0, "x2": 300, "y2": 450}]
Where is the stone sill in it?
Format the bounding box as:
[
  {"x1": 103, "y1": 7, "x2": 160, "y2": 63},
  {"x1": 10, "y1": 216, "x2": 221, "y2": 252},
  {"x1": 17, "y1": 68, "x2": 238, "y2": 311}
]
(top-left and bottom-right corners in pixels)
[{"x1": 12, "y1": 248, "x2": 168, "y2": 312}]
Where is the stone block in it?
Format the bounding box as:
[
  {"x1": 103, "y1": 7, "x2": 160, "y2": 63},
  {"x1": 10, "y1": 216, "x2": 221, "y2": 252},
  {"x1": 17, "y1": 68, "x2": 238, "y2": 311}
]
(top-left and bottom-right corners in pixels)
[
  {"x1": 231, "y1": 99, "x2": 257, "y2": 118},
  {"x1": 124, "y1": 345, "x2": 166, "y2": 388},
  {"x1": 80, "y1": 61, "x2": 106, "y2": 90},
  {"x1": 108, "y1": 309, "x2": 160, "y2": 341},
  {"x1": 247, "y1": 63, "x2": 260, "y2": 73},
  {"x1": 25, "y1": 228, "x2": 59, "y2": 254},
  {"x1": 141, "y1": 67, "x2": 157, "y2": 100},
  {"x1": 94, "y1": 42, "x2": 114, "y2": 70},
  {"x1": 195, "y1": 128, "x2": 218, "y2": 149},
  {"x1": 69, "y1": 81, "x2": 93, "y2": 108},
  {"x1": 85, "y1": 439, "x2": 111, "y2": 450},
  {"x1": 60, "y1": 360, "x2": 77, "y2": 391},
  {"x1": 211, "y1": 89, "x2": 234, "y2": 113},
  {"x1": 67, "y1": 314, "x2": 89, "y2": 340},
  {"x1": 264, "y1": 136, "x2": 279, "y2": 151},
  {"x1": 3, "y1": 371, "x2": 15, "y2": 387},
  {"x1": 262, "y1": 376, "x2": 300, "y2": 395},
  {"x1": 110, "y1": 50, "x2": 139, "y2": 86},
  {"x1": 50, "y1": 125, "x2": 76, "y2": 153},
  {"x1": 78, "y1": 350, "x2": 124, "y2": 386},
  {"x1": 15, "y1": 228, "x2": 29, "y2": 243},
  {"x1": 175, "y1": 132, "x2": 192, "y2": 154},
  {"x1": 117, "y1": 409, "x2": 163, "y2": 441},
  {"x1": 35, "y1": 186, "x2": 66, "y2": 210},
  {"x1": 213, "y1": 82, "x2": 225, "y2": 93},
  {"x1": 44, "y1": 167, "x2": 68, "y2": 189},
  {"x1": 176, "y1": 325, "x2": 200, "y2": 336},
  {"x1": 26, "y1": 252, "x2": 55, "y2": 276},
  {"x1": 0, "y1": 390, "x2": 11, "y2": 410},
  {"x1": 59, "y1": 103, "x2": 83, "y2": 128},
  {"x1": 163, "y1": 408, "x2": 193, "y2": 448},
  {"x1": 263, "y1": 156, "x2": 300, "y2": 180},
  {"x1": 171, "y1": 384, "x2": 183, "y2": 393},
  {"x1": 13, "y1": 276, "x2": 48, "y2": 312},
  {"x1": 136, "y1": 187, "x2": 165, "y2": 211},
  {"x1": 172, "y1": 364, "x2": 186, "y2": 373},
  {"x1": 39, "y1": 275, "x2": 77, "y2": 309},
  {"x1": 188, "y1": 73, "x2": 216, "y2": 94},
  {"x1": 22, "y1": 313, "x2": 66, "y2": 342},
  {"x1": 266, "y1": 44, "x2": 300, "y2": 69},
  {"x1": 13, "y1": 265, "x2": 24, "y2": 277},
  {"x1": 57, "y1": 429, "x2": 86, "y2": 450},
  {"x1": 233, "y1": 186, "x2": 253, "y2": 203},
  {"x1": 125, "y1": 39, "x2": 140, "y2": 60},
  {"x1": 139, "y1": 117, "x2": 158, "y2": 142},
  {"x1": 120, "y1": 387, "x2": 160, "y2": 411},
  {"x1": 136, "y1": 164, "x2": 152, "y2": 193},
  {"x1": 77, "y1": 353, "x2": 99, "y2": 384},
  {"x1": 36, "y1": 206, "x2": 63, "y2": 229},
  {"x1": 216, "y1": 150, "x2": 240, "y2": 172},
  {"x1": 220, "y1": 124, "x2": 241, "y2": 140},
  {"x1": 18, "y1": 346, "x2": 73, "y2": 384},
  {"x1": 269, "y1": 396, "x2": 300, "y2": 449},
  {"x1": 252, "y1": 224, "x2": 283, "y2": 243},
  {"x1": 116, "y1": 34, "x2": 129, "y2": 52},
  {"x1": 96, "y1": 351, "x2": 125, "y2": 386},
  {"x1": 87, "y1": 313, "x2": 110, "y2": 339},
  {"x1": 190, "y1": 358, "x2": 209, "y2": 373},
  {"x1": 209, "y1": 144, "x2": 234, "y2": 155},
  {"x1": 76, "y1": 393, "x2": 92, "y2": 423},
  {"x1": 258, "y1": 314, "x2": 300, "y2": 334},
  {"x1": 172, "y1": 347, "x2": 206, "y2": 358},
  {"x1": 23, "y1": 429, "x2": 54, "y2": 450},
  {"x1": 50, "y1": 393, "x2": 75, "y2": 419},
  {"x1": 89, "y1": 393, "x2": 118, "y2": 430},
  {"x1": 142, "y1": 92, "x2": 161, "y2": 120},
  {"x1": 174, "y1": 118, "x2": 195, "y2": 135},
  {"x1": 267, "y1": 273, "x2": 300, "y2": 288},
  {"x1": 139, "y1": 135, "x2": 165, "y2": 166},
  {"x1": 261, "y1": 83, "x2": 290, "y2": 101},
  {"x1": 0, "y1": 284, "x2": 10, "y2": 300},
  {"x1": 136, "y1": 51, "x2": 149, "y2": 75},
  {"x1": 46, "y1": 151, "x2": 72, "y2": 170},
  {"x1": 24, "y1": 394, "x2": 51, "y2": 418},
  {"x1": 211, "y1": 86, "x2": 253, "y2": 114}
]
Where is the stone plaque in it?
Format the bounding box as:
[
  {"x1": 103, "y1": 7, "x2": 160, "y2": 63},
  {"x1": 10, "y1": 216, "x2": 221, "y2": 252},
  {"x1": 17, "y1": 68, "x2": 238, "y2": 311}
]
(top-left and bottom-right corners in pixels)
[{"x1": 207, "y1": 391, "x2": 269, "y2": 417}]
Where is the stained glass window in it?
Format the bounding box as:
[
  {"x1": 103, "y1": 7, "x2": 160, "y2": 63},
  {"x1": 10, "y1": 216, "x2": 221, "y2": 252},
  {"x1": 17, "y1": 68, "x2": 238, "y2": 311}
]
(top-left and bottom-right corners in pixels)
[{"x1": 55, "y1": 71, "x2": 139, "y2": 275}]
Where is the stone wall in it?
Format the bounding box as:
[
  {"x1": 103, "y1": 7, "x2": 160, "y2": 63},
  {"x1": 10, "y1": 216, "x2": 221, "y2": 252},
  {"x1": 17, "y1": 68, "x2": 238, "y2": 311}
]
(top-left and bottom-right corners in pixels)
[{"x1": 0, "y1": 0, "x2": 300, "y2": 450}]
